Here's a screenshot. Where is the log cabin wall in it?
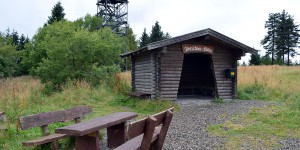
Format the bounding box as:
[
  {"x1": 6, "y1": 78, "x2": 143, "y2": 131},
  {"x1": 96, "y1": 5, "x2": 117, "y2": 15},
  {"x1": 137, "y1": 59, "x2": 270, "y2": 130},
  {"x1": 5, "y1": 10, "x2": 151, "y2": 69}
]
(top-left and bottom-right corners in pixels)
[
  {"x1": 160, "y1": 44, "x2": 184, "y2": 100},
  {"x1": 133, "y1": 52, "x2": 156, "y2": 98},
  {"x1": 212, "y1": 46, "x2": 234, "y2": 100}
]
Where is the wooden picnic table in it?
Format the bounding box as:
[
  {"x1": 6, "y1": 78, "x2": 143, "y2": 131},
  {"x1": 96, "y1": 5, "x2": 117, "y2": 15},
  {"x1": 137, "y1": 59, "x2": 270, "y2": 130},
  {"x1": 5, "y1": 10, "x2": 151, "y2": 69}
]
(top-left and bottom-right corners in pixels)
[{"x1": 55, "y1": 112, "x2": 138, "y2": 150}]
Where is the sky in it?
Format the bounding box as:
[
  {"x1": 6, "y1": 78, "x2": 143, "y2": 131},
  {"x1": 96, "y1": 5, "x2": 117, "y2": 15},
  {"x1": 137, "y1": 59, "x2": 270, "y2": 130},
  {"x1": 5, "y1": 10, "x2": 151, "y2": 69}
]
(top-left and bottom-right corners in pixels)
[{"x1": 1, "y1": 0, "x2": 300, "y2": 63}]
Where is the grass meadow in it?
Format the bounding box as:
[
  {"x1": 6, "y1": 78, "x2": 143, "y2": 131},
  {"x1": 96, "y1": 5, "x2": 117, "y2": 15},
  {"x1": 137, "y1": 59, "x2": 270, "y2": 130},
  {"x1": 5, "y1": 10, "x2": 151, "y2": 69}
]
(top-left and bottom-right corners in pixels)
[
  {"x1": 1, "y1": 66, "x2": 300, "y2": 149},
  {"x1": 208, "y1": 65, "x2": 300, "y2": 149},
  {"x1": 0, "y1": 71, "x2": 176, "y2": 150}
]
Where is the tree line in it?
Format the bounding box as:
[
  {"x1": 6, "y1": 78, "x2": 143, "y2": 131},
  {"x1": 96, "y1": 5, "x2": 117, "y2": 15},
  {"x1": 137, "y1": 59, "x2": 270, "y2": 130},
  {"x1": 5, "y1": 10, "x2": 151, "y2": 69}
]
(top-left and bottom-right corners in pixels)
[
  {"x1": 250, "y1": 10, "x2": 300, "y2": 66},
  {"x1": 0, "y1": 2, "x2": 169, "y2": 93},
  {"x1": 139, "y1": 21, "x2": 171, "y2": 48}
]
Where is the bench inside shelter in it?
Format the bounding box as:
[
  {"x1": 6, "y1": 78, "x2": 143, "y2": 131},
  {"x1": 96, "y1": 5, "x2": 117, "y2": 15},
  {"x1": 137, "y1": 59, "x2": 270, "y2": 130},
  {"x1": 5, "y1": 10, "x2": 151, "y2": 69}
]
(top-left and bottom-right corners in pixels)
[
  {"x1": 129, "y1": 92, "x2": 151, "y2": 99},
  {"x1": 18, "y1": 106, "x2": 92, "y2": 150}
]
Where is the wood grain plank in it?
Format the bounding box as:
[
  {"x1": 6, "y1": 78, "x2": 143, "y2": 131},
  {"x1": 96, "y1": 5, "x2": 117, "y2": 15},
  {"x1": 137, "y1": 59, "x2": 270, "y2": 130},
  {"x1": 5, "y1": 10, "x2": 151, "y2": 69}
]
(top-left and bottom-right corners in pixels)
[{"x1": 19, "y1": 106, "x2": 92, "y2": 130}]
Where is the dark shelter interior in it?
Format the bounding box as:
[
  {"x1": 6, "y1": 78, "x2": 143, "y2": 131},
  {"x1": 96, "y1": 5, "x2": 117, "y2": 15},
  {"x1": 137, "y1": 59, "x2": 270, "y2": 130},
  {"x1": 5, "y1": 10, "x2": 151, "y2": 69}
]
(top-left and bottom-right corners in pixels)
[{"x1": 178, "y1": 54, "x2": 215, "y2": 98}]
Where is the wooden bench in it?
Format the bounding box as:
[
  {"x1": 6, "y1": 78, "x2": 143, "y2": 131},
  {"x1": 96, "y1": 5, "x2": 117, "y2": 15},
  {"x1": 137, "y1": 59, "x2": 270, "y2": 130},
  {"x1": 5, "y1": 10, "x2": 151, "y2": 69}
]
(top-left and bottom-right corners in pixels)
[
  {"x1": 18, "y1": 106, "x2": 92, "y2": 150},
  {"x1": 0, "y1": 111, "x2": 7, "y2": 130},
  {"x1": 115, "y1": 107, "x2": 174, "y2": 150},
  {"x1": 129, "y1": 92, "x2": 151, "y2": 99}
]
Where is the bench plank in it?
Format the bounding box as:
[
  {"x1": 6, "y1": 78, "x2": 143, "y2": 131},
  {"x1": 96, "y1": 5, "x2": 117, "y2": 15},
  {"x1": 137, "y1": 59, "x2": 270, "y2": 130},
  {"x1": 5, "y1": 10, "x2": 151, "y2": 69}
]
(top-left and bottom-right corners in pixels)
[
  {"x1": 19, "y1": 106, "x2": 92, "y2": 149},
  {"x1": 115, "y1": 127, "x2": 161, "y2": 150},
  {"x1": 128, "y1": 108, "x2": 174, "y2": 140},
  {"x1": 154, "y1": 110, "x2": 173, "y2": 150},
  {"x1": 19, "y1": 106, "x2": 92, "y2": 130},
  {"x1": 118, "y1": 108, "x2": 174, "y2": 150},
  {"x1": 129, "y1": 92, "x2": 151, "y2": 99},
  {"x1": 55, "y1": 112, "x2": 138, "y2": 136},
  {"x1": 22, "y1": 133, "x2": 68, "y2": 146},
  {"x1": 141, "y1": 116, "x2": 156, "y2": 150},
  {"x1": 127, "y1": 118, "x2": 147, "y2": 139}
]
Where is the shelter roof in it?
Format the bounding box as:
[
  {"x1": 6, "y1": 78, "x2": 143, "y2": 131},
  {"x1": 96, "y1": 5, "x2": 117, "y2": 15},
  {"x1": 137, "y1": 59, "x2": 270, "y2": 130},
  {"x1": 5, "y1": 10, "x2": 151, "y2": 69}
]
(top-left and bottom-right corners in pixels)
[{"x1": 121, "y1": 28, "x2": 258, "y2": 57}]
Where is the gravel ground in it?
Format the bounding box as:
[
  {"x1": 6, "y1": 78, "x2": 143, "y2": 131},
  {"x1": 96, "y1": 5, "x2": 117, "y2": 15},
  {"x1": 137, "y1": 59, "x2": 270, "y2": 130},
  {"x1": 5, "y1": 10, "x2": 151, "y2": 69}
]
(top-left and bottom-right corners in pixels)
[
  {"x1": 99, "y1": 99, "x2": 300, "y2": 149},
  {"x1": 163, "y1": 99, "x2": 300, "y2": 150}
]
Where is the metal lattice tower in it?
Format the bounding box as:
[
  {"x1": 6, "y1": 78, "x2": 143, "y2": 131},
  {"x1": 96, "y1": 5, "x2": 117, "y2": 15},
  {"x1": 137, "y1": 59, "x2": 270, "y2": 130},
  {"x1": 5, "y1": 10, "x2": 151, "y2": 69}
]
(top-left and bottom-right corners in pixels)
[{"x1": 97, "y1": 0, "x2": 128, "y2": 36}]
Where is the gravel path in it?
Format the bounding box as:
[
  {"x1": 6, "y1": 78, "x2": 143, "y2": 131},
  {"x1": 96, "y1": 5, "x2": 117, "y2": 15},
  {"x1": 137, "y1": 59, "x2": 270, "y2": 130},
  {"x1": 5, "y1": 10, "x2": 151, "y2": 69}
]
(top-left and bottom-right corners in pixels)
[
  {"x1": 100, "y1": 99, "x2": 300, "y2": 149},
  {"x1": 163, "y1": 99, "x2": 269, "y2": 150}
]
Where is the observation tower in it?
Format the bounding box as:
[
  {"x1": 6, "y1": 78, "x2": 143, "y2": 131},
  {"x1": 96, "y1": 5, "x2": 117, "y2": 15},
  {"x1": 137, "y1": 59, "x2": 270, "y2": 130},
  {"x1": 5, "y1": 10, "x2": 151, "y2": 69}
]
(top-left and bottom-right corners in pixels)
[{"x1": 96, "y1": 0, "x2": 128, "y2": 36}]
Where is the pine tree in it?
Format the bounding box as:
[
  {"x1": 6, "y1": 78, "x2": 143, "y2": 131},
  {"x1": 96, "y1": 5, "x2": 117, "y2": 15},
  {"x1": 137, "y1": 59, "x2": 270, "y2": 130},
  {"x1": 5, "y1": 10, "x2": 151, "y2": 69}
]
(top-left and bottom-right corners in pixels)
[
  {"x1": 163, "y1": 32, "x2": 171, "y2": 39},
  {"x1": 276, "y1": 10, "x2": 288, "y2": 65},
  {"x1": 139, "y1": 28, "x2": 149, "y2": 48},
  {"x1": 149, "y1": 21, "x2": 164, "y2": 43},
  {"x1": 284, "y1": 15, "x2": 299, "y2": 65},
  {"x1": 260, "y1": 54, "x2": 272, "y2": 65},
  {"x1": 261, "y1": 13, "x2": 280, "y2": 65},
  {"x1": 249, "y1": 54, "x2": 261, "y2": 65},
  {"x1": 242, "y1": 61, "x2": 246, "y2": 66},
  {"x1": 11, "y1": 30, "x2": 19, "y2": 46},
  {"x1": 139, "y1": 21, "x2": 170, "y2": 48},
  {"x1": 46, "y1": 2, "x2": 65, "y2": 25},
  {"x1": 261, "y1": 10, "x2": 300, "y2": 65},
  {"x1": 276, "y1": 10, "x2": 300, "y2": 65},
  {"x1": 17, "y1": 34, "x2": 27, "y2": 51},
  {"x1": 127, "y1": 27, "x2": 138, "y2": 51}
]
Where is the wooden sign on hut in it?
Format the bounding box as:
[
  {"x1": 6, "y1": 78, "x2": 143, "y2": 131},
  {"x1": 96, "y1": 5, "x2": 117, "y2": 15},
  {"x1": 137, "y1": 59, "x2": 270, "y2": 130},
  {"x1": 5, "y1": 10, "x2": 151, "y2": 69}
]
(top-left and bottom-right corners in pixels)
[{"x1": 121, "y1": 28, "x2": 257, "y2": 100}]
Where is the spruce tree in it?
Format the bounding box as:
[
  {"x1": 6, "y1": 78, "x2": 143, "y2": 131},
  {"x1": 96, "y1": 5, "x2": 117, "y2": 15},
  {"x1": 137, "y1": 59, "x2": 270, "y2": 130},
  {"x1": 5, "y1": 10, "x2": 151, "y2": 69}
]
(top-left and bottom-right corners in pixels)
[
  {"x1": 261, "y1": 13, "x2": 280, "y2": 65},
  {"x1": 276, "y1": 10, "x2": 300, "y2": 65},
  {"x1": 163, "y1": 32, "x2": 171, "y2": 39},
  {"x1": 127, "y1": 27, "x2": 138, "y2": 51},
  {"x1": 139, "y1": 28, "x2": 149, "y2": 48},
  {"x1": 149, "y1": 21, "x2": 164, "y2": 43},
  {"x1": 139, "y1": 21, "x2": 170, "y2": 48},
  {"x1": 249, "y1": 54, "x2": 261, "y2": 65},
  {"x1": 260, "y1": 54, "x2": 272, "y2": 65},
  {"x1": 261, "y1": 10, "x2": 300, "y2": 65},
  {"x1": 46, "y1": 2, "x2": 65, "y2": 25},
  {"x1": 11, "y1": 30, "x2": 19, "y2": 46},
  {"x1": 17, "y1": 34, "x2": 27, "y2": 51},
  {"x1": 276, "y1": 10, "x2": 288, "y2": 64},
  {"x1": 283, "y1": 15, "x2": 299, "y2": 65}
]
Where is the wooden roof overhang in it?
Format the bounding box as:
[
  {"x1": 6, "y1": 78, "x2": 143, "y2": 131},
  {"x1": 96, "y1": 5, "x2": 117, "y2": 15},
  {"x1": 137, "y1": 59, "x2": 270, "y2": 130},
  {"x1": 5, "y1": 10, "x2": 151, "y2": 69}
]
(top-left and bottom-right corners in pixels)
[{"x1": 121, "y1": 28, "x2": 258, "y2": 58}]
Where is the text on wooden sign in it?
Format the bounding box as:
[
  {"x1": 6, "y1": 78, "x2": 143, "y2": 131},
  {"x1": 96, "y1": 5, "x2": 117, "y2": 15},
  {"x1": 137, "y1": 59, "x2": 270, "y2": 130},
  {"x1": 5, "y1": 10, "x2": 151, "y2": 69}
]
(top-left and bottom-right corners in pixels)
[{"x1": 182, "y1": 44, "x2": 214, "y2": 54}]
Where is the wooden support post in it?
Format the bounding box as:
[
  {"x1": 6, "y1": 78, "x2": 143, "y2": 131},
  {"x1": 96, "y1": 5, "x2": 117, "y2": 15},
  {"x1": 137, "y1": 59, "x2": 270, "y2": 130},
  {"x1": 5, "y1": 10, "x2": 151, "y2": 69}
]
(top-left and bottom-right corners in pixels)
[
  {"x1": 0, "y1": 112, "x2": 6, "y2": 130},
  {"x1": 107, "y1": 122, "x2": 126, "y2": 148},
  {"x1": 53, "y1": 140, "x2": 59, "y2": 150},
  {"x1": 75, "y1": 131, "x2": 100, "y2": 150},
  {"x1": 41, "y1": 125, "x2": 50, "y2": 136},
  {"x1": 75, "y1": 117, "x2": 81, "y2": 123}
]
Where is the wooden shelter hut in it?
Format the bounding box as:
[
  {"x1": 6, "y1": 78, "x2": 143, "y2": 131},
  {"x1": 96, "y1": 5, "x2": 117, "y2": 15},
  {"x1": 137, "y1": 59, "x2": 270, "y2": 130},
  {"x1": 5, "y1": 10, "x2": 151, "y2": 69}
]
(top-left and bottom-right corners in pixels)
[{"x1": 121, "y1": 28, "x2": 257, "y2": 100}]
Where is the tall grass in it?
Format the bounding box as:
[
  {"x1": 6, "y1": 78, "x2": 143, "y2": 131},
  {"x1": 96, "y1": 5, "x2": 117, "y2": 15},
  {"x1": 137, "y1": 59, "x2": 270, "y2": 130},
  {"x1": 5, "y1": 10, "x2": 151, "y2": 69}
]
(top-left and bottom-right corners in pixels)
[
  {"x1": 209, "y1": 65, "x2": 300, "y2": 149},
  {"x1": 0, "y1": 73, "x2": 175, "y2": 150},
  {"x1": 0, "y1": 76, "x2": 43, "y2": 123},
  {"x1": 238, "y1": 65, "x2": 300, "y2": 93}
]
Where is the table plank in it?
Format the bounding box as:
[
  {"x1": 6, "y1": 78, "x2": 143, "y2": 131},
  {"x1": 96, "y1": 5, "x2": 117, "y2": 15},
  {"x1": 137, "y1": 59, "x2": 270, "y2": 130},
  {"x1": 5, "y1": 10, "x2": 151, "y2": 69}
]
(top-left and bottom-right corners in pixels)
[{"x1": 55, "y1": 112, "x2": 138, "y2": 136}]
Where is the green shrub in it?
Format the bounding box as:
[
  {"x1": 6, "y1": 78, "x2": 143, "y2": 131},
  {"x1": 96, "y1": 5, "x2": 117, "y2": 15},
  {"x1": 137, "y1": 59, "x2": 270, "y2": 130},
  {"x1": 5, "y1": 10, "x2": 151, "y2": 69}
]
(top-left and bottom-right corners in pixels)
[
  {"x1": 88, "y1": 64, "x2": 121, "y2": 86},
  {"x1": 0, "y1": 42, "x2": 19, "y2": 78},
  {"x1": 25, "y1": 21, "x2": 124, "y2": 91}
]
